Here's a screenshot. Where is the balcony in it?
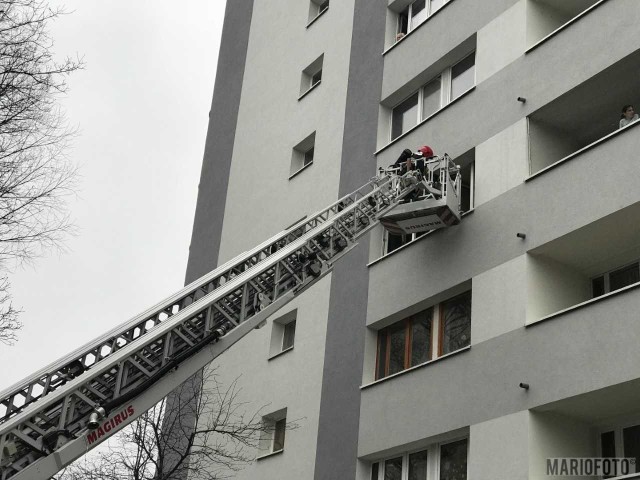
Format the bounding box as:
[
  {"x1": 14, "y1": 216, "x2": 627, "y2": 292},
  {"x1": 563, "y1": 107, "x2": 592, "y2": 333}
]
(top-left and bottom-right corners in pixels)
[
  {"x1": 531, "y1": 380, "x2": 640, "y2": 479},
  {"x1": 528, "y1": 48, "x2": 640, "y2": 175},
  {"x1": 526, "y1": 202, "x2": 640, "y2": 324},
  {"x1": 526, "y1": 0, "x2": 605, "y2": 51}
]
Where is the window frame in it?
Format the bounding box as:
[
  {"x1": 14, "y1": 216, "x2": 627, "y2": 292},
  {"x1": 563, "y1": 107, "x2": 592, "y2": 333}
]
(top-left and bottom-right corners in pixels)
[
  {"x1": 391, "y1": 91, "x2": 420, "y2": 141},
  {"x1": 383, "y1": 230, "x2": 426, "y2": 256},
  {"x1": 303, "y1": 147, "x2": 315, "y2": 167},
  {"x1": 450, "y1": 52, "x2": 476, "y2": 102},
  {"x1": 310, "y1": 69, "x2": 322, "y2": 88},
  {"x1": 272, "y1": 418, "x2": 286, "y2": 452},
  {"x1": 375, "y1": 291, "x2": 471, "y2": 381},
  {"x1": 307, "y1": 0, "x2": 329, "y2": 26},
  {"x1": 269, "y1": 310, "x2": 297, "y2": 359},
  {"x1": 317, "y1": 0, "x2": 329, "y2": 15},
  {"x1": 438, "y1": 437, "x2": 469, "y2": 480},
  {"x1": 299, "y1": 54, "x2": 324, "y2": 99},
  {"x1": 591, "y1": 260, "x2": 640, "y2": 298},
  {"x1": 371, "y1": 436, "x2": 469, "y2": 480},
  {"x1": 597, "y1": 419, "x2": 640, "y2": 479},
  {"x1": 290, "y1": 131, "x2": 316, "y2": 178},
  {"x1": 375, "y1": 311, "x2": 434, "y2": 379},
  {"x1": 257, "y1": 410, "x2": 288, "y2": 459},
  {"x1": 282, "y1": 319, "x2": 296, "y2": 351},
  {"x1": 438, "y1": 291, "x2": 472, "y2": 357},
  {"x1": 389, "y1": 52, "x2": 475, "y2": 141},
  {"x1": 397, "y1": 0, "x2": 452, "y2": 39}
]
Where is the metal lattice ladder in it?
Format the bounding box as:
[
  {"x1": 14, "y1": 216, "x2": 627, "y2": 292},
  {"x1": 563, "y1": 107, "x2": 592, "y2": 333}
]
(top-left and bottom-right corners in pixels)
[{"x1": 0, "y1": 168, "x2": 432, "y2": 480}]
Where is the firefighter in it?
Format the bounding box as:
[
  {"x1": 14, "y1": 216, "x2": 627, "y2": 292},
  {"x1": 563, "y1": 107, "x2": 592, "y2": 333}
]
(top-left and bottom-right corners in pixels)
[{"x1": 391, "y1": 145, "x2": 435, "y2": 201}]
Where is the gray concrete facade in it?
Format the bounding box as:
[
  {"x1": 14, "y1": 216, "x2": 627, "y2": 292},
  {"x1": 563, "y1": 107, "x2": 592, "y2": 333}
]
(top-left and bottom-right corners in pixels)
[
  {"x1": 313, "y1": 1, "x2": 387, "y2": 478},
  {"x1": 172, "y1": 3, "x2": 255, "y2": 480},
  {"x1": 186, "y1": 0, "x2": 640, "y2": 478},
  {"x1": 185, "y1": 0, "x2": 255, "y2": 284}
]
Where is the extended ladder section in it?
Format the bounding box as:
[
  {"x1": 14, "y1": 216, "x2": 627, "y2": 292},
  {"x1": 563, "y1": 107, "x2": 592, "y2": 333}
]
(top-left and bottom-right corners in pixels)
[{"x1": 0, "y1": 157, "x2": 462, "y2": 480}]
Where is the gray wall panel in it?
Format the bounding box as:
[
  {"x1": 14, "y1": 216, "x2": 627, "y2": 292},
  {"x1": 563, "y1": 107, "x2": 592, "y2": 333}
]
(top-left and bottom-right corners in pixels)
[
  {"x1": 313, "y1": 1, "x2": 388, "y2": 479},
  {"x1": 185, "y1": 0, "x2": 254, "y2": 284}
]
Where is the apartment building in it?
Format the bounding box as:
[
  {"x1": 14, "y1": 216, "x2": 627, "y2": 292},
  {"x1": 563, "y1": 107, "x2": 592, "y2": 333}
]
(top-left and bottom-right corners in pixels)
[{"x1": 185, "y1": 1, "x2": 640, "y2": 479}]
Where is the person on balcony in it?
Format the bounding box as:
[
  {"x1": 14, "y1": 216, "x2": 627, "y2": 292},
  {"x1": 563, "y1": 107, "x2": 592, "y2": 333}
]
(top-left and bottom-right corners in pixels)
[{"x1": 619, "y1": 104, "x2": 639, "y2": 129}]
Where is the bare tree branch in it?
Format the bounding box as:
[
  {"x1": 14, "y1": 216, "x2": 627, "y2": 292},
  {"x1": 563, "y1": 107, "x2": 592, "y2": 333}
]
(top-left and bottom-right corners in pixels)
[
  {"x1": 0, "y1": 275, "x2": 20, "y2": 344},
  {"x1": 53, "y1": 368, "x2": 299, "y2": 480},
  {"x1": 0, "y1": 0, "x2": 82, "y2": 344}
]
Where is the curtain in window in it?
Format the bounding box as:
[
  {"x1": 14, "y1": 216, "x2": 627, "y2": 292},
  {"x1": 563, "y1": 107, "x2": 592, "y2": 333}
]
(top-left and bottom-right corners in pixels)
[
  {"x1": 411, "y1": 311, "x2": 432, "y2": 366},
  {"x1": 385, "y1": 457, "x2": 403, "y2": 480},
  {"x1": 441, "y1": 291, "x2": 471, "y2": 355},
  {"x1": 388, "y1": 324, "x2": 406, "y2": 375}
]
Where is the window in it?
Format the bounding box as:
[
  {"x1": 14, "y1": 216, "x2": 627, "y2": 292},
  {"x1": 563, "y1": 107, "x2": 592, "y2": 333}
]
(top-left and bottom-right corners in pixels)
[
  {"x1": 303, "y1": 148, "x2": 314, "y2": 167},
  {"x1": 458, "y1": 156, "x2": 474, "y2": 213},
  {"x1": 390, "y1": 52, "x2": 475, "y2": 140},
  {"x1": 376, "y1": 309, "x2": 432, "y2": 379},
  {"x1": 421, "y1": 77, "x2": 441, "y2": 121},
  {"x1": 308, "y1": 0, "x2": 329, "y2": 24},
  {"x1": 623, "y1": 427, "x2": 640, "y2": 473},
  {"x1": 396, "y1": 0, "x2": 452, "y2": 40},
  {"x1": 439, "y1": 439, "x2": 468, "y2": 480},
  {"x1": 273, "y1": 418, "x2": 286, "y2": 451},
  {"x1": 300, "y1": 55, "x2": 324, "y2": 97},
  {"x1": 592, "y1": 261, "x2": 640, "y2": 298},
  {"x1": 371, "y1": 461, "x2": 380, "y2": 480},
  {"x1": 282, "y1": 320, "x2": 296, "y2": 350},
  {"x1": 408, "y1": 0, "x2": 427, "y2": 31},
  {"x1": 391, "y1": 92, "x2": 419, "y2": 141},
  {"x1": 439, "y1": 292, "x2": 471, "y2": 356},
  {"x1": 429, "y1": 0, "x2": 447, "y2": 14},
  {"x1": 410, "y1": 450, "x2": 429, "y2": 479},
  {"x1": 311, "y1": 70, "x2": 322, "y2": 87},
  {"x1": 450, "y1": 54, "x2": 475, "y2": 101},
  {"x1": 269, "y1": 310, "x2": 297, "y2": 358},
  {"x1": 384, "y1": 230, "x2": 426, "y2": 255},
  {"x1": 290, "y1": 132, "x2": 316, "y2": 177},
  {"x1": 371, "y1": 439, "x2": 468, "y2": 480},
  {"x1": 385, "y1": 456, "x2": 403, "y2": 480},
  {"x1": 258, "y1": 409, "x2": 287, "y2": 457},
  {"x1": 599, "y1": 423, "x2": 640, "y2": 479},
  {"x1": 375, "y1": 290, "x2": 471, "y2": 380}
]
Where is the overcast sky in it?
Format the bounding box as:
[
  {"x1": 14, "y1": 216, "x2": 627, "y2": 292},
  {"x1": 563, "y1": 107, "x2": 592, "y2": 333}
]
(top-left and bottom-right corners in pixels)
[{"x1": 0, "y1": 1, "x2": 227, "y2": 388}]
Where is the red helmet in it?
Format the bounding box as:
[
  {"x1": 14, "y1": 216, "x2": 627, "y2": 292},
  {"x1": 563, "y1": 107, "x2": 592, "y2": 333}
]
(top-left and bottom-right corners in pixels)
[{"x1": 419, "y1": 145, "x2": 434, "y2": 158}]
